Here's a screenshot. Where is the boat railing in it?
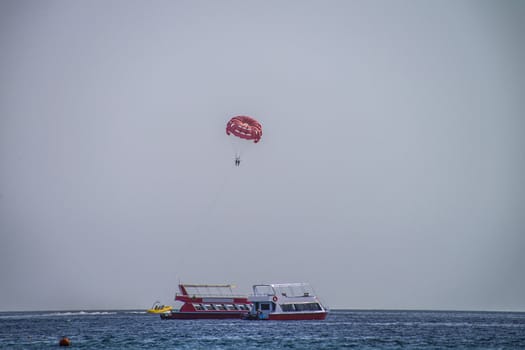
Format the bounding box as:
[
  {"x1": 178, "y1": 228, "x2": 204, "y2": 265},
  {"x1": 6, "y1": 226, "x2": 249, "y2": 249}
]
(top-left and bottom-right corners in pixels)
[
  {"x1": 178, "y1": 284, "x2": 248, "y2": 298},
  {"x1": 176, "y1": 292, "x2": 248, "y2": 298},
  {"x1": 252, "y1": 283, "x2": 317, "y2": 298}
]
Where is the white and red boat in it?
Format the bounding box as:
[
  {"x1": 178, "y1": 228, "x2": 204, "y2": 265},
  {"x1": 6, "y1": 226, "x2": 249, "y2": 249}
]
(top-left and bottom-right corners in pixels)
[
  {"x1": 245, "y1": 283, "x2": 328, "y2": 320},
  {"x1": 160, "y1": 284, "x2": 251, "y2": 320}
]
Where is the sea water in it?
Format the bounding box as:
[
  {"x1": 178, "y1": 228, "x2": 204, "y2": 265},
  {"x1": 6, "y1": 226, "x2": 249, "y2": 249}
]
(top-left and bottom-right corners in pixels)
[{"x1": 1, "y1": 309, "x2": 524, "y2": 349}]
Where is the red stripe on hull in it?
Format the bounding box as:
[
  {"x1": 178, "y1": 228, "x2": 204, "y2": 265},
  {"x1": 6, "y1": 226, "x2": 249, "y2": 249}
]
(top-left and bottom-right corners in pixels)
[
  {"x1": 267, "y1": 312, "x2": 328, "y2": 321},
  {"x1": 161, "y1": 311, "x2": 248, "y2": 320}
]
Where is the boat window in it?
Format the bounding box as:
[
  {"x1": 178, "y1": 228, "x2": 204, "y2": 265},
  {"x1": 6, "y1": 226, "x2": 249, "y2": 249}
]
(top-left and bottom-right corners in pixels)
[
  {"x1": 293, "y1": 303, "x2": 322, "y2": 311},
  {"x1": 225, "y1": 304, "x2": 236, "y2": 310},
  {"x1": 216, "y1": 304, "x2": 226, "y2": 310},
  {"x1": 203, "y1": 304, "x2": 215, "y2": 310},
  {"x1": 238, "y1": 305, "x2": 248, "y2": 310},
  {"x1": 260, "y1": 303, "x2": 270, "y2": 311},
  {"x1": 193, "y1": 304, "x2": 204, "y2": 311},
  {"x1": 294, "y1": 303, "x2": 306, "y2": 311},
  {"x1": 281, "y1": 304, "x2": 295, "y2": 312}
]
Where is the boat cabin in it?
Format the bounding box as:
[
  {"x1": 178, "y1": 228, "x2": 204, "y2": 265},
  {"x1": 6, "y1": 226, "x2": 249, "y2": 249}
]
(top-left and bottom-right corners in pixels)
[{"x1": 247, "y1": 283, "x2": 328, "y2": 320}]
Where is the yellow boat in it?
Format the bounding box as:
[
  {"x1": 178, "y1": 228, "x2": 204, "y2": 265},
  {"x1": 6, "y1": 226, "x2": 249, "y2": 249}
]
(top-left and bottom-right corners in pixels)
[{"x1": 147, "y1": 301, "x2": 173, "y2": 314}]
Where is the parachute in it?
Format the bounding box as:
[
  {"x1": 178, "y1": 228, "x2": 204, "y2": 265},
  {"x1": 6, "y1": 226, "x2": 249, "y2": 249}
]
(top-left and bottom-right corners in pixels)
[
  {"x1": 226, "y1": 116, "x2": 262, "y2": 166},
  {"x1": 226, "y1": 116, "x2": 262, "y2": 143}
]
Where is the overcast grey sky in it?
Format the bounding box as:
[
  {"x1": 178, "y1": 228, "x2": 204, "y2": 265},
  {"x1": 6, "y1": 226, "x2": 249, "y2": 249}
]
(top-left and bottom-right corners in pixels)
[{"x1": 1, "y1": 0, "x2": 524, "y2": 312}]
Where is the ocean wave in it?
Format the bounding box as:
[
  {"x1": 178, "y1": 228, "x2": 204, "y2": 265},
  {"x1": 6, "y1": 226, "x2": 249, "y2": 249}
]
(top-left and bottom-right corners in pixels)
[
  {"x1": 43, "y1": 311, "x2": 117, "y2": 317},
  {"x1": 0, "y1": 311, "x2": 119, "y2": 319}
]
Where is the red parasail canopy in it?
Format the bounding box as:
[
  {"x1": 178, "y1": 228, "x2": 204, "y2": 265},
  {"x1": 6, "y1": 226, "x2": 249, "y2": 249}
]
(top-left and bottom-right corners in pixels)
[{"x1": 226, "y1": 116, "x2": 262, "y2": 143}]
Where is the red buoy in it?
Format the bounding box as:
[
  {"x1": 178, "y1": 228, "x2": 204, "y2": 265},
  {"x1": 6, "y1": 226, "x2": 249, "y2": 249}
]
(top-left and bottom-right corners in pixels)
[{"x1": 59, "y1": 337, "x2": 71, "y2": 346}]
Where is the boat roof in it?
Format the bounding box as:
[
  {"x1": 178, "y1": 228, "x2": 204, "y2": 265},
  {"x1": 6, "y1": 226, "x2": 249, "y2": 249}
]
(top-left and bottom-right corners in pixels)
[
  {"x1": 252, "y1": 283, "x2": 317, "y2": 297},
  {"x1": 179, "y1": 284, "x2": 243, "y2": 297},
  {"x1": 181, "y1": 283, "x2": 236, "y2": 288}
]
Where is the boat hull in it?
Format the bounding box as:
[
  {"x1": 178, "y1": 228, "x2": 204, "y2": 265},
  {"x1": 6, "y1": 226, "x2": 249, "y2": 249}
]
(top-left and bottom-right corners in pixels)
[{"x1": 268, "y1": 312, "x2": 328, "y2": 321}]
